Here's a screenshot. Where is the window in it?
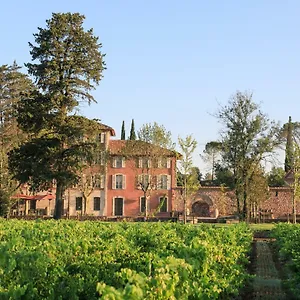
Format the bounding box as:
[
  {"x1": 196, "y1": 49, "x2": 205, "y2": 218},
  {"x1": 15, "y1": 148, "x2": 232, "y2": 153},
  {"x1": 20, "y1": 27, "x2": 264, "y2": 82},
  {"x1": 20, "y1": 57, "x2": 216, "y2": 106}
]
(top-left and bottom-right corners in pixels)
[
  {"x1": 114, "y1": 197, "x2": 123, "y2": 216},
  {"x1": 112, "y1": 174, "x2": 126, "y2": 189},
  {"x1": 113, "y1": 156, "x2": 125, "y2": 168},
  {"x1": 157, "y1": 175, "x2": 171, "y2": 190},
  {"x1": 116, "y1": 175, "x2": 123, "y2": 189},
  {"x1": 159, "y1": 175, "x2": 168, "y2": 189},
  {"x1": 159, "y1": 196, "x2": 168, "y2": 213},
  {"x1": 140, "y1": 196, "x2": 146, "y2": 213},
  {"x1": 158, "y1": 158, "x2": 171, "y2": 168},
  {"x1": 137, "y1": 174, "x2": 150, "y2": 189},
  {"x1": 93, "y1": 175, "x2": 105, "y2": 189},
  {"x1": 97, "y1": 132, "x2": 106, "y2": 143},
  {"x1": 95, "y1": 151, "x2": 106, "y2": 165},
  {"x1": 139, "y1": 158, "x2": 151, "y2": 168},
  {"x1": 101, "y1": 133, "x2": 106, "y2": 143},
  {"x1": 93, "y1": 175, "x2": 101, "y2": 188},
  {"x1": 94, "y1": 197, "x2": 101, "y2": 211},
  {"x1": 30, "y1": 200, "x2": 36, "y2": 210},
  {"x1": 275, "y1": 191, "x2": 279, "y2": 197},
  {"x1": 76, "y1": 197, "x2": 83, "y2": 211}
]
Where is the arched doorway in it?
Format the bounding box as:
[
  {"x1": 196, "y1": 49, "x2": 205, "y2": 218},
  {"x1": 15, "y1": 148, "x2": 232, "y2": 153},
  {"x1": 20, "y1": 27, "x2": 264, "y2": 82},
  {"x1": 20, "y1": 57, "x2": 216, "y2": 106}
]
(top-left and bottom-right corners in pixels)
[{"x1": 192, "y1": 201, "x2": 210, "y2": 217}]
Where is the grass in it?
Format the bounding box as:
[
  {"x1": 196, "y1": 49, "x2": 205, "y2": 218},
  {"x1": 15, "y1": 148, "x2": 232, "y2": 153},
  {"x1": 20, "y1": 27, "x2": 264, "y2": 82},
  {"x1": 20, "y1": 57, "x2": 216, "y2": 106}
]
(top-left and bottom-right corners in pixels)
[
  {"x1": 197, "y1": 222, "x2": 275, "y2": 231},
  {"x1": 249, "y1": 223, "x2": 275, "y2": 231}
]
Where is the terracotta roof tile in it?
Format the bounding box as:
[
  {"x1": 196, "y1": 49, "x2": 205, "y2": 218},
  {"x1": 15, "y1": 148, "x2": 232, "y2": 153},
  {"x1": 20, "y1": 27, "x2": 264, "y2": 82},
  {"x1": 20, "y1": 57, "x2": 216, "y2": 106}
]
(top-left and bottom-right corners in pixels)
[
  {"x1": 108, "y1": 140, "x2": 181, "y2": 158},
  {"x1": 98, "y1": 123, "x2": 115, "y2": 136}
]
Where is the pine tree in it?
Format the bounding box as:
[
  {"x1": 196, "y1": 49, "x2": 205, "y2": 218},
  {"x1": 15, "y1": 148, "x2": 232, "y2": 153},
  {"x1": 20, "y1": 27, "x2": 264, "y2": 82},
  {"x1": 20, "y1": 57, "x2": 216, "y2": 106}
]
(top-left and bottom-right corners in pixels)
[
  {"x1": 285, "y1": 116, "x2": 294, "y2": 173},
  {"x1": 129, "y1": 119, "x2": 136, "y2": 140},
  {"x1": 0, "y1": 62, "x2": 33, "y2": 216},
  {"x1": 121, "y1": 120, "x2": 125, "y2": 140}
]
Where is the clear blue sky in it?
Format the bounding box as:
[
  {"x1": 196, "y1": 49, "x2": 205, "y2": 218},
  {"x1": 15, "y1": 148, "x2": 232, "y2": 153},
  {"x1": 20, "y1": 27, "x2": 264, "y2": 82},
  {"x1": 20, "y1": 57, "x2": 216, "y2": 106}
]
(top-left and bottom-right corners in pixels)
[{"x1": 1, "y1": 1, "x2": 299, "y2": 174}]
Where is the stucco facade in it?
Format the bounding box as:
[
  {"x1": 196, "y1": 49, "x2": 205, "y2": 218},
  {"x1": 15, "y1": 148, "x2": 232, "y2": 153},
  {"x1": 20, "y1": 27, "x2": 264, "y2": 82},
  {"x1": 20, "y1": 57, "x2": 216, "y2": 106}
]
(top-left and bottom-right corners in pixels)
[{"x1": 11, "y1": 124, "x2": 179, "y2": 218}]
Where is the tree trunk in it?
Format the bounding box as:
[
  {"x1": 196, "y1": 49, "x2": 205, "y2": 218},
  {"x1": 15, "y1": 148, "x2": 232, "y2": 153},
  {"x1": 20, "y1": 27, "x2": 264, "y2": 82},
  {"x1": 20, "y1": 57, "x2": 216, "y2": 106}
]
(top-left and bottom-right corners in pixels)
[
  {"x1": 83, "y1": 193, "x2": 87, "y2": 215},
  {"x1": 235, "y1": 189, "x2": 241, "y2": 218},
  {"x1": 183, "y1": 176, "x2": 187, "y2": 224},
  {"x1": 54, "y1": 181, "x2": 64, "y2": 219},
  {"x1": 242, "y1": 185, "x2": 248, "y2": 222},
  {"x1": 183, "y1": 197, "x2": 187, "y2": 224},
  {"x1": 144, "y1": 191, "x2": 148, "y2": 218}
]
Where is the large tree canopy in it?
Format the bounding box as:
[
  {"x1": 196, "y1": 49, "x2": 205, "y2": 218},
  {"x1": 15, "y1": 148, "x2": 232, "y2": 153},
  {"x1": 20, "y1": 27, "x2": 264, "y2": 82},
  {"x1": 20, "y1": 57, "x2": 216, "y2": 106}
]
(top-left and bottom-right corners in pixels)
[
  {"x1": 0, "y1": 62, "x2": 33, "y2": 216},
  {"x1": 201, "y1": 141, "x2": 222, "y2": 181},
  {"x1": 216, "y1": 91, "x2": 280, "y2": 220},
  {"x1": 138, "y1": 122, "x2": 175, "y2": 150},
  {"x1": 8, "y1": 13, "x2": 106, "y2": 219},
  {"x1": 26, "y1": 12, "x2": 105, "y2": 107}
]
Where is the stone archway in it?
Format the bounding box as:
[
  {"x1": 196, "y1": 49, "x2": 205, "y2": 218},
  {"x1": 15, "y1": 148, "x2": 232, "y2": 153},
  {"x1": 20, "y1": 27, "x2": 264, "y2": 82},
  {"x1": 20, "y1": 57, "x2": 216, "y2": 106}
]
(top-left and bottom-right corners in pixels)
[{"x1": 192, "y1": 201, "x2": 210, "y2": 217}]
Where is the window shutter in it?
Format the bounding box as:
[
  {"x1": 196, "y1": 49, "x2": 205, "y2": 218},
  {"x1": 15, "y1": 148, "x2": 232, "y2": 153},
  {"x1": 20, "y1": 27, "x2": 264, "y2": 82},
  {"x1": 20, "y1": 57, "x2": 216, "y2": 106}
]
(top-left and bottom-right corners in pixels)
[
  {"x1": 167, "y1": 175, "x2": 171, "y2": 190},
  {"x1": 112, "y1": 158, "x2": 116, "y2": 168},
  {"x1": 122, "y1": 157, "x2": 125, "y2": 168},
  {"x1": 167, "y1": 158, "x2": 171, "y2": 168},
  {"x1": 138, "y1": 158, "x2": 142, "y2": 168},
  {"x1": 123, "y1": 175, "x2": 126, "y2": 189},
  {"x1": 100, "y1": 175, "x2": 105, "y2": 189},
  {"x1": 112, "y1": 175, "x2": 116, "y2": 189},
  {"x1": 157, "y1": 175, "x2": 161, "y2": 190},
  {"x1": 136, "y1": 175, "x2": 140, "y2": 189},
  {"x1": 100, "y1": 152, "x2": 105, "y2": 165},
  {"x1": 100, "y1": 133, "x2": 105, "y2": 143}
]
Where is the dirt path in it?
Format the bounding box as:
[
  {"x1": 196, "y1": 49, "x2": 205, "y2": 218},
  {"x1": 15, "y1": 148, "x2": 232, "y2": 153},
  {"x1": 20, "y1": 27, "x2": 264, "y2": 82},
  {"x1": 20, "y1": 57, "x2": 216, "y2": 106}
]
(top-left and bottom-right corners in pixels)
[{"x1": 242, "y1": 232, "x2": 287, "y2": 299}]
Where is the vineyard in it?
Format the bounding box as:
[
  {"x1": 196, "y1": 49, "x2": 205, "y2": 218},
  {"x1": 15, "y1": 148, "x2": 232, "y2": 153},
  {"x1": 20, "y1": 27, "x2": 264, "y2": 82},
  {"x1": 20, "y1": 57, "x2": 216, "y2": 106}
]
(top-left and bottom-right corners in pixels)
[
  {"x1": 0, "y1": 220, "x2": 252, "y2": 299},
  {"x1": 272, "y1": 223, "x2": 300, "y2": 298}
]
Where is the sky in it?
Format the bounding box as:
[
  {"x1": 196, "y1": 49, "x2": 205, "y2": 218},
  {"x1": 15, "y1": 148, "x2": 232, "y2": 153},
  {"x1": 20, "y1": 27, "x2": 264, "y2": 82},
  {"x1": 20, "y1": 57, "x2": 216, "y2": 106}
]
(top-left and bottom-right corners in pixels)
[{"x1": 1, "y1": 1, "x2": 300, "y2": 174}]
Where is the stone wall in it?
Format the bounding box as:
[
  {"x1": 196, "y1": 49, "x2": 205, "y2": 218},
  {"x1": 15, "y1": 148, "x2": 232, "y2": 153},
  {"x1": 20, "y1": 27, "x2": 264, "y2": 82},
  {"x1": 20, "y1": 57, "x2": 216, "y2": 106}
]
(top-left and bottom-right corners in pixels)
[{"x1": 181, "y1": 186, "x2": 299, "y2": 219}]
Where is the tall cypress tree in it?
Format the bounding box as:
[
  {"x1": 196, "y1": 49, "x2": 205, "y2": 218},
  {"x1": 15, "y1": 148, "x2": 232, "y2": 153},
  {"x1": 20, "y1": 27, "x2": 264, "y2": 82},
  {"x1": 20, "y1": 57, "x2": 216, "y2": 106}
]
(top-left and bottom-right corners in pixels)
[
  {"x1": 121, "y1": 120, "x2": 125, "y2": 140},
  {"x1": 285, "y1": 116, "x2": 294, "y2": 172},
  {"x1": 129, "y1": 119, "x2": 136, "y2": 140}
]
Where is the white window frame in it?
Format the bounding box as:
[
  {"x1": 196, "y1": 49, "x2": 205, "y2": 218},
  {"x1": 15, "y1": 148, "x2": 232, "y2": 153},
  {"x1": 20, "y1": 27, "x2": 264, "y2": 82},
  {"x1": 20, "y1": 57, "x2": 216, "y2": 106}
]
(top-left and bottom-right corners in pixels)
[
  {"x1": 139, "y1": 157, "x2": 151, "y2": 169},
  {"x1": 112, "y1": 174, "x2": 126, "y2": 190},
  {"x1": 158, "y1": 157, "x2": 171, "y2": 168},
  {"x1": 158, "y1": 174, "x2": 171, "y2": 190},
  {"x1": 113, "y1": 197, "x2": 124, "y2": 216},
  {"x1": 113, "y1": 156, "x2": 125, "y2": 168},
  {"x1": 137, "y1": 174, "x2": 151, "y2": 190},
  {"x1": 100, "y1": 132, "x2": 106, "y2": 143},
  {"x1": 159, "y1": 196, "x2": 168, "y2": 213}
]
